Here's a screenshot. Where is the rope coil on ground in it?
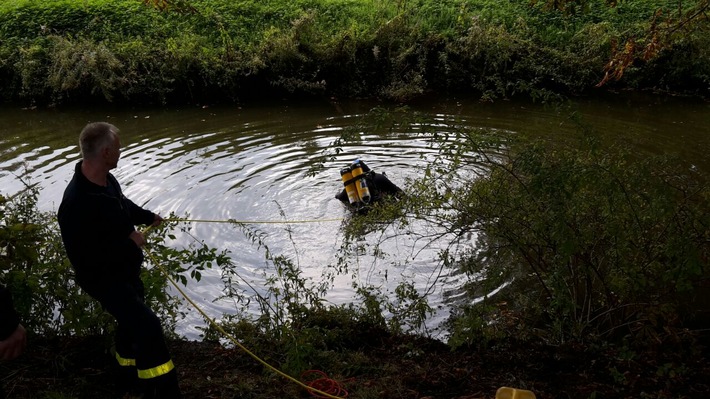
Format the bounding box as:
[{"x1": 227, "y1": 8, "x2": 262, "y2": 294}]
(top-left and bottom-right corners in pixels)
[{"x1": 302, "y1": 370, "x2": 352, "y2": 398}]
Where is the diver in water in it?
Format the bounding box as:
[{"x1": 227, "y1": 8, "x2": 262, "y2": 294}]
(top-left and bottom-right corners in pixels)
[{"x1": 335, "y1": 159, "x2": 403, "y2": 212}]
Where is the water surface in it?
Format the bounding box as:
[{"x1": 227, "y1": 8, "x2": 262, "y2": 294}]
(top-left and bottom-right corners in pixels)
[{"x1": 1, "y1": 95, "x2": 708, "y2": 339}]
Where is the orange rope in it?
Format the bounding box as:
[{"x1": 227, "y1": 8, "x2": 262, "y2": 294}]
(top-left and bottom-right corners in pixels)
[{"x1": 302, "y1": 370, "x2": 352, "y2": 398}]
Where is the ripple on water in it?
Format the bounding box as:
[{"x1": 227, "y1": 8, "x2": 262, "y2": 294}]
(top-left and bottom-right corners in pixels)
[{"x1": 2, "y1": 97, "x2": 708, "y2": 339}]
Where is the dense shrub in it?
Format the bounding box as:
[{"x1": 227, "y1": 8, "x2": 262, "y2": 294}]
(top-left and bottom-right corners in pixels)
[
  {"x1": 0, "y1": 185, "x2": 111, "y2": 336},
  {"x1": 409, "y1": 128, "x2": 710, "y2": 348},
  {"x1": 329, "y1": 107, "x2": 709, "y2": 349},
  {"x1": 0, "y1": 0, "x2": 707, "y2": 105}
]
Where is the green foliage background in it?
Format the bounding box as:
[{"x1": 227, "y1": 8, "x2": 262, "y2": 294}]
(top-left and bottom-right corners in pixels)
[
  {"x1": 1, "y1": 1, "x2": 709, "y2": 395},
  {"x1": 440, "y1": 132, "x2": 710, "y2": 347},
  {"x1": 314, "y1": 106, "x2": 710, "y2": 350},
  {"x1": 1, "y1": 108, "x2": 708, "y2": 398},
  {"x1": 0, "y1": 0, "x2": 708, "y2": 105}
]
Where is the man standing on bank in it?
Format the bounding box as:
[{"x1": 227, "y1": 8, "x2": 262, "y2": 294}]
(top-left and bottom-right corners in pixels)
[
  {"x1": 0, "y1": 283, "x2": 27, "y2": 398},
  {"x1": 58, "y1": 122, "x2": 181, "y2": 398},
  {"x1": 0, "y1": 285, "x2": 26, "y2": 361}
]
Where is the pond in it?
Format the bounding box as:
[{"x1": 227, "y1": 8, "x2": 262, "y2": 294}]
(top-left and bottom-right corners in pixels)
[{"x1": 1, "y1": 94, "x2": 709, "y2": 340}]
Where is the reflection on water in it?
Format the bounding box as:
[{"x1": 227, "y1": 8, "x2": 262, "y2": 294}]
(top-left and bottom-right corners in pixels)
[{"x1": 1, "y1": 96, "x2": 709, "y2": 339}]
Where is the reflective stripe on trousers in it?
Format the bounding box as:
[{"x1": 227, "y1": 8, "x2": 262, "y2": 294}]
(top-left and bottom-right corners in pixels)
[
  {"x1": 115, "y1": 351, "x2": 136, "y2": 366},
  {"x1": 116, "y1": 352, "x2": 175, "y2": 379},
  {"x1": 138, "y1": 359, "x2": 175, "y2": 379}
]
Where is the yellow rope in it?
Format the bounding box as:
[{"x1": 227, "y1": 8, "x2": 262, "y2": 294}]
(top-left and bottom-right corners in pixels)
[{"x1": 142, "y1": 238, "x2": 344, "y2": 399}]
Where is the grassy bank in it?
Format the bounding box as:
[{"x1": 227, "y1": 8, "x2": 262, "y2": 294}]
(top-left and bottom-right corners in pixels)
[
  {"x1": 0, "y1": 0, "x2": 708, "y2": 106},
  {"x1": 3, "y1": 332, "x2": 709, "y2": 398}
]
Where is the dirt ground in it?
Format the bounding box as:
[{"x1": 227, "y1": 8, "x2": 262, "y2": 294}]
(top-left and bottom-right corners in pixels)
[{"x1": 1, "y1": 332, "x2": 709, "y2": 399}]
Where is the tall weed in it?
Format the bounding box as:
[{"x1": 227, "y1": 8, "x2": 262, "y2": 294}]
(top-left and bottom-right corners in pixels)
[
  {"x1": 0, "y1": 0, "x2": 706, "y2": 104},
  {"x1": 429, "y1": 124, "x2": 710, "y2": 347},
  {"x1": 0, "y1": 183, "x2": 111, "y2": 336},
  {"x1": 47, "y1": 35, "x2": 122, "y2": 102}
]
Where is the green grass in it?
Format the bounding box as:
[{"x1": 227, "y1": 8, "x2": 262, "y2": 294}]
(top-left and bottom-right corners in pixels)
[{"x1": 0, "y1": 0, "x2": 707, "y2": 105}]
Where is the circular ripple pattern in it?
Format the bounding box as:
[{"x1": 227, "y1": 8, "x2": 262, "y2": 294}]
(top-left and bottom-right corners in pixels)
[{"x1": 2, "y1": 97, "x2": 708, "y2": 339}]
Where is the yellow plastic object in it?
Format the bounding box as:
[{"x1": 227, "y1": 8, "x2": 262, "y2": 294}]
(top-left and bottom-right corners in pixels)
[
  {"x1": 350, "y1": 160, "x2": 371, "y2": 204},
  {"x1": 496, "y1": 387, "x2": 537, "y2": 399},
  {"x1": 340, "y1": 166, "x2": 360, "y2": 205}
]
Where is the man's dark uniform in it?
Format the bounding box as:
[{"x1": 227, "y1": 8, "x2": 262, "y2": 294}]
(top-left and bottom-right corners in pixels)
[
  {"x1": 0, "y1": 286, "x2": 20, "y2": 345},
  {"x1": 58, "y1": 161, "x2": 179, "y2": 398},
  {"x1": 0, "y1": 284, "x2": 22, "y2": 397}
]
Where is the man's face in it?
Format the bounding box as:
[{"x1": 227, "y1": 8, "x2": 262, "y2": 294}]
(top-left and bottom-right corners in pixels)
[{"x1": 104, "y1": 134, "x2": 121, "y2": 170}]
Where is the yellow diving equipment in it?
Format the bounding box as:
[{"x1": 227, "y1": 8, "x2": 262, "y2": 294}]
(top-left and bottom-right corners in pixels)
[
  {"x1": 495, "y1": 387, "x2": 536, "y2": 399},
  {"x1": 350, "y1": 159, "x2": 371, "y2": 204},
  {"x1": 340, "y1": 166, "x2": 360, "y2": 205}
]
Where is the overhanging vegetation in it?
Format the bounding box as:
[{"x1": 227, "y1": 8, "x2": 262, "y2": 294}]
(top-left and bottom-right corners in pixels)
[{"x1": 0, "y1": 0, "x2": 708, "y2": 106}]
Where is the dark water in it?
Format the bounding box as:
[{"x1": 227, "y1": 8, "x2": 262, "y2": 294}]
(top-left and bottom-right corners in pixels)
[{"x1": 1, "y1": 95, "x2": 708, "y2": 339}]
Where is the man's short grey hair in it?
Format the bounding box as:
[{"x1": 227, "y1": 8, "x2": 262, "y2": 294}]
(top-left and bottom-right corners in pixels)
[{"x1": 79, "y1": 122, "x2": 119, "y2": 159}]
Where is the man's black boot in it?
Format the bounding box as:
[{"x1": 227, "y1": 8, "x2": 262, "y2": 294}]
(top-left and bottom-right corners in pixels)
[
  {"x1": 115, "y1": 365, "x2": 140, "y2": 398},
  {"x1": 140, "y1": 369, "x2": 181, "y2": 399}
]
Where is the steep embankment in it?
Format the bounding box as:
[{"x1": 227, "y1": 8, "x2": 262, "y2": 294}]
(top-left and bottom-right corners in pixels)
[{"x1": 0, "y1": 0, "x2": 707, "y2": 106}]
